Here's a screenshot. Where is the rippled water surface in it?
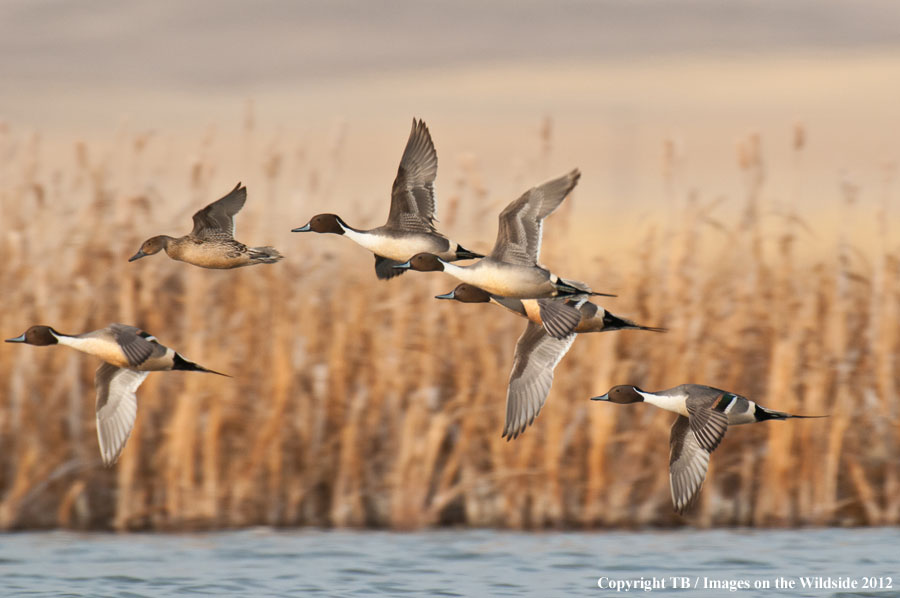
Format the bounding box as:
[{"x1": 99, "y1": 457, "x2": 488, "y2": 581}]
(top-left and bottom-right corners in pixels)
[{"x1": 1, "y1": 528, "x2": 897, "y2": 597}]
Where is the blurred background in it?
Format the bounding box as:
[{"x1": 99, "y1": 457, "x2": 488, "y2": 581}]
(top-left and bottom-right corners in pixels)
[{"x1": 0, "y1": 0, "x2": 898, "y2": 530}]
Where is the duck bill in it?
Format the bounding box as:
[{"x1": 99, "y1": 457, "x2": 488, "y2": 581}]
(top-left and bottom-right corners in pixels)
[
  {"x1": 434, "y1": 291, "x2": 456, "y2": 300},
  {"x1": 590, "y1": 393, "x2": 610, "y2": 401},
  {"x1": 5, "y1": 333, "x2": 26, "y2": 343},
  {"x1": 128, "y1": 250, "x2": 148, "y2": 262},
  {"x1": 393, "y1": 261, "x2": 412, "y2": 270},
  {"x1": 291, "y1": 223, "x2": 311, "y2": 232}
]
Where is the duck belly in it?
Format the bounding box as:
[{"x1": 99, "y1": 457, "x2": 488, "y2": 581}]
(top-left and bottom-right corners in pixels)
[
  {"x1": 57, "y1": 336, "x2": 131, "y2": 368},
  {"x1": 169, "y1": 242, "x2": 248, "y2": 269},
  {"x1": 448, "y1": 264, "x2": 553, "y2": 298},
  {"x1": 343, "y1": 230, "x2": 445, "y2": 261}
]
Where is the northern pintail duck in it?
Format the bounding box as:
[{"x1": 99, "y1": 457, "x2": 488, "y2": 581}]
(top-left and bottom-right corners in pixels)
[
  {"x1": 129, "y1": 183, "x2": 283, "y2": 269},
  {"x1": 436, "y1": 283, "x2": 664, "y2": 439},
  {"x1": 6, "y1": 324, "x2": 227, "y2": 465},
  {"x1": 291, "y1": 119, "x2": 482, "y2": 280},
  {"x1": 591, "y1": 384, "x2": 825, "y2": 513},
  {"x1": 395, "y1": 169, "x2": 614, "y2": 301}
]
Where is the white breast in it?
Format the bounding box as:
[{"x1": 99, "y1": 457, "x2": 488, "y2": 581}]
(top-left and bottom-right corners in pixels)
[{"x1": 638, "y1": 390, "x2": 689, "y2": 416}]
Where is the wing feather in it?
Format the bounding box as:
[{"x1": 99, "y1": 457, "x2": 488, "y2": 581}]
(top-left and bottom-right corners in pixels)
[
  {"x1": 489, "y1": 169, "x2": 580, "y2": 265},
  {"x1": 191, "y1": 183, "x2": 247, "y2": 240},
  {"x1": 386, "y1": 119, "x2": 439, "y2": 233},
  {"x1": 503, "y1": 322, "x2": 576, "y2": 439},
  {"x1": 95, "y1": 363, "x2": 149, "y2": 466}
]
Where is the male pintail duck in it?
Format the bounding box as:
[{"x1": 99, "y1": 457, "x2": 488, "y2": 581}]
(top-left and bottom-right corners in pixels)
[
  {"x1": 395, "y1": 169, "x2": 614, "y2": 305},
  {"x1": 129, "y1": 183, "x2": 283, "y2": 269},
  {"x1": 437, "y1": 283, "x2": 664, "y2": 439},
  {"x1": 6, "y1": 324, "x2": 228, "y2": 466},
  {"x1": 291, "y1": 119, "x2": 482, "y2": 280},
  {"x1": 591, "y1": 384, "x2": 826, "y2": 513}
]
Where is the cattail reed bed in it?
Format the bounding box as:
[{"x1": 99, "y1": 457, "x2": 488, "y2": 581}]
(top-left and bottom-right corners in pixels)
[{"x1": 0, "y1": 122, "x2": 897, "y2": 530}]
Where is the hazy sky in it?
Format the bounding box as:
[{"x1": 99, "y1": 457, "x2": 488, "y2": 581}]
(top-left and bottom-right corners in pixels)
[{"x1": 2, "y1": 0, "x2": 899, "y2": 93}]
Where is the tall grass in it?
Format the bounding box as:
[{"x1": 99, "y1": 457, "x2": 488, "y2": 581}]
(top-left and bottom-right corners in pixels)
[{"x1": 0, "y1": 119, "x2": 896, "y2": 530}]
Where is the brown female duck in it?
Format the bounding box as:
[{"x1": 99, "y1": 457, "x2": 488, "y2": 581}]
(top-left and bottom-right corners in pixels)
[{"x1": 130, "y1": 183, "x2": 283, "y2": 269}]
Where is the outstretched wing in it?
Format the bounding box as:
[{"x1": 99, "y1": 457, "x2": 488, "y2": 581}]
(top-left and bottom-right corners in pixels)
[
  {"x1": 503, "y1": 321, "x2": 576, "y2": 439},
  {"x1": 95, "y1": 363, "x2": 149, "y2": 466},
  {"x1": 191, "y1": 183, "x2": 247, "y2": 240},
  {"x1": 386, "y1": 119, "x2": 439, "y2": 234},
  {"x1": 489, "y1": 169, "x2": 580, "y2": 266},
  {"x1": 668, "y1": 415, "x2": 711, "y2": 513}
]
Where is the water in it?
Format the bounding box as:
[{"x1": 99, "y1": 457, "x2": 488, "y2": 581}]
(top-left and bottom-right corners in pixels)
[{"x1": 0, "y1": 528, "x2": 897, "y2": 597}]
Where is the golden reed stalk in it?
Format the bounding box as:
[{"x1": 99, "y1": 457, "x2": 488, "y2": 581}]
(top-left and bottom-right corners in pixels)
[{"x1": 0, "y1": 122, "x2": 896, "y2": 530}]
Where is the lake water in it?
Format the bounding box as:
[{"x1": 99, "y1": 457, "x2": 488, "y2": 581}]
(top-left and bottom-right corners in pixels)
[{"x1": 0, "y1": 528, "x2": 897, "y2": 597}]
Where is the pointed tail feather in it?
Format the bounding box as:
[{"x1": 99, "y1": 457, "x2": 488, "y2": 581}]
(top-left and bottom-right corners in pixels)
[
  {"x1": 454, "y1": 244, "x2": 483, "y2": 260},
  {"x1": 556, "y1": 278, "x2": 616, "y2": 298},
  {"x1": 173, "y1": 353, "x2": 231, "y2": 377},
  {"x1": 602, "y1": 311, "x2": 667, "y2": 333},
  {"x1": 756, "y1": 405, "x2": 828, "y2": 421}
]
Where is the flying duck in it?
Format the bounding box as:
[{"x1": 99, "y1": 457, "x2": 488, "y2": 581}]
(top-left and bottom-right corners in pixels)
[
  {"x1": 291, "y1": 118, "x2": 482, "y2": 280},
  {"x1": 437, "y1": 283, "x2": 664, "y2": 439},
  {"x1": 6, "y1": 324, "x2": 228, "y2": 465},
  {"x1": 591, "y1": 384, "x2": 825, "y2": 513},
  {"x1": 395, "y1": 169, "x2": 614, "y2": 303},
  {"x1": 129, "y1": 183, "x2": 283, "y2": 269}
]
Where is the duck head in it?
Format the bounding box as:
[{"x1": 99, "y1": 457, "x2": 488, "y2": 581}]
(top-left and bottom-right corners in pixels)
[
  {"x1": 6, "y1": 325, "x2": 61, "y2": 346},
  {"x1": 395, "y1": 253, "x2": 445, "y2": 272},
  {"x1": 292, "y1": 214, "x2": 346, "y2": 235},
  {"x1": 591, "y1": 385, "x2": 645, "y2": 404},
  {"x1": 435, "y1": 283, "x2": 491, "y2": 303},
  {"x1": 129, "y1": 235, "x2": 171, "y2": 262}
]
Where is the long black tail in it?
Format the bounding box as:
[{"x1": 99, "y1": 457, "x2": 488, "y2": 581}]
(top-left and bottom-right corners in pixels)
[
  {"x1": 755, "y1": 405, "x2": 828, "y2": 421},
  {"x1": 173, "y1": 353, "x2": 231, "y2": 377},
  {"x1": 556, "y1": 279, "x2": 616, "y2": 298},
  {"x1": 455, "y1": 244, "x2": 484, "y2": 260},
  {"x1": 602, "y1": 312, "x2": 667, "y2": 333}
]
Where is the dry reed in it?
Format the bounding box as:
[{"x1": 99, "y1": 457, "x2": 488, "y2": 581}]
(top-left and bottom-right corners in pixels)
[{"x1": 0, "y1": 119, "x2": 897, "y2": 531}]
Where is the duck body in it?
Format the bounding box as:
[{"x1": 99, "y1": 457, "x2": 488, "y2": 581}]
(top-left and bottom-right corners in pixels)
[
  {"x1": 441, "y1": 259, "x2": 559, "y2": 298},
  {"x1": 591, "y1": 384, "x2": 825, "y2": 513},
  {"x1": 6, "y1": 324, "x2": 226, "y2": 465},
  {"x1": 396, "y1": 168, "x2": 614, "y2": 298},
  {"x1": 129, "y1": 183, "x2": 283, "y2": 269},
  {"x1": 162, "y1": 235, "x2": 282, "y2": 269},
  {"x1": 436, "y1": 283, "x2": 664, "y2": 439},
  {"x1": 335, "y1": 218, "x2": 474, "y2": 265},
  {"x1": 292, "y1": 119, "x2": 482, "y2": 280}
]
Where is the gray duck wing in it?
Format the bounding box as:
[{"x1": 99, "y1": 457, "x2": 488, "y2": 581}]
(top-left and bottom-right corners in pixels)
[
  {"x1": 685, "y1": 394, "x2": 730, "y2": 452},
  {"x1": 489, "y1": 169, "x2": 580, "y2": 266},
  {"x1": 108, "y1": 324, "x2": 162, "y2": 367},
  {"x1": 191, "y1": 183, "x2": 247, "y2": 240},
  {"x1": 503, "y1": 321, "x2": 576, "y2": 439},
  {"x1": 386, "y1": 119, "x2": 439, "y2": 234},
  {"x1": 537, "y1": 298, "x2": 582, "y2": 339},
  {"x1": 94, "y1": 362, "x2": 149, "y2": 466},
  {"x1": 669, "y1": 415, "x2": 712, "y2": 513}
]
